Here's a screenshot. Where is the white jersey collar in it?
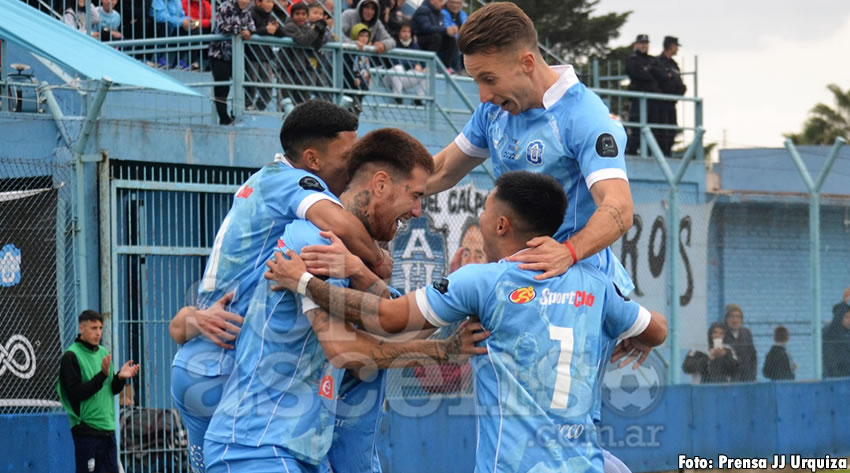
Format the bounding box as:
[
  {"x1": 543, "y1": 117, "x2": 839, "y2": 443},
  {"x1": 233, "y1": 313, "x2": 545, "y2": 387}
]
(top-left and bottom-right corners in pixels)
[
  {"x1": 274, "y1": 153, "x2": 295, "y2": 168},
  {"x1": 542, "y1": 65, "x2": 580, "y2": 110}
]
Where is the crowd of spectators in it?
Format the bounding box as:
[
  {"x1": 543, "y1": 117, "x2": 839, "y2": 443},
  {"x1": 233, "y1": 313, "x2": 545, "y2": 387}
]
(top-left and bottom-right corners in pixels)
[
  {"x1": 682, "y1": 288, "x2": 850, "y2": 384},
  {"x1": 43, "y1": 0, "x2": 469, "y2": 121}
]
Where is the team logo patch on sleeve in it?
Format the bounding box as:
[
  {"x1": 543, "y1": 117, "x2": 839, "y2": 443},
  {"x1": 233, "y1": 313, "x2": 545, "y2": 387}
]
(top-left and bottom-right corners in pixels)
[
  {"x1": 236, "y1": 185, "x2": 253, "y2": 199},
  {"x1": 509, "y1": 286, "x2": 536, "y2": 304},
  {"x1": 432, "y1": 278, "x2": 449, "y2": 294},
  {"x1": 596, "y1": 133, "x2": 619, "y2": 158},
  {"x1": 299, "y1": 176, "x2": 325, "y2": 192}
]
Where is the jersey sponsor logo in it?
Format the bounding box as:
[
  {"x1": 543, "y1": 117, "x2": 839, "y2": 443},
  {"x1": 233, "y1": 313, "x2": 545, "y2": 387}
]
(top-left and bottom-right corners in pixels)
[
  {"x1": 299, "y1": 176, "x2": 325, "y2": 192},
  {"x1": 525, "y1": 140, "x2": 544, "y2": 165},
  {"x1": 538, "y1": 288, "x2": 596, "y2": 307},
  {"x1": 236, "y1": 185, "x2": 253, "y2": 199},
  {"x1": 509, "y1": 286, "x2": 536, "y2": 304},
  {"x1": 319, "y1": 374, "x2": 334, "y2": 399},
  {"x1": 276, "y1": 238, "x2": 286, "y2": 249},
  {"x1": 596, "y1": 133, "x2": 619, "y2": 158}
]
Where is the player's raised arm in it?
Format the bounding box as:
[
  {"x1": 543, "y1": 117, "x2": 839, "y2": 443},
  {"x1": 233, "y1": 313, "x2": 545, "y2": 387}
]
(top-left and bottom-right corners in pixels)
[
  {"x1": 266, "y1": 249, "x2": 429, "y2": 335},
  {"x1": 426, "y1": 141, "x2": 486, "y2": 196},
  {"x1": 306, "y1": 200, "x2": 392, "y2": 279}
]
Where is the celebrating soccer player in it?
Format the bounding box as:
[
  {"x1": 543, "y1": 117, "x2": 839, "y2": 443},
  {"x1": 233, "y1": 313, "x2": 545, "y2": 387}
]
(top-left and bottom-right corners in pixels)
[{"x1": 266, "y1": 171, "x2": 667, "y2": 473}]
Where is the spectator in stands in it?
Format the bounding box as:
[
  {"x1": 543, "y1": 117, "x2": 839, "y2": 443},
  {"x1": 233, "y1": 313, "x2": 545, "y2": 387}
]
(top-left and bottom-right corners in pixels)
[
  {"x1": 151, "y1": 0, "x2": 201, "y2": 67},
  {"x1": 121, "y1": 0, "x2": 151, "y2": 42},
  {"x1": 763, "y1": 326, "x2": 795, "y2": 381},
  {"x1": 64, "y1": 0, "x2": 101, "y2": 37},
  {"x1": 208, "y1": 0, "x2": 255, "y2": 124},
  {"x1": 413, "y1": 0, "x2": 457, "y2": 71},
  {"x1": 723, "y1": 303, "x2": 757, "y2": 382},
  {"x1": 341, "y1": 0, "x2": 395, "y2": 54},
  {"x1": 280, "y1": 2, "x2": 330, "y2": 104},
  {"x1": 383, "y1": 21, "x2": 425, "y2": 104},
  {"x1": 441, "y1": 0, "x2": 466, "y2": 72},
  {"x1": 181, "y1": 0, "x2": 213, "y2": 33},
  {"x1": 651, "y1": 36, "x2": 686, "y2": 156},
  {"x1": 245, "y1": 0, "x2": 285, "y2": 111},
  {"x1": 57, "y1": 310, "x2": 139, "y2": 473},
  {"x1": 349, "y1": 23, "x2": 373, "y2": 91},
  {"x1": 382, "y1": 0, "x2": 409, "y2": 41},
  {"x1": 624, "y1": 34, "x2": 659, "y2": 155},
  {"x1": 682, "y1": 322, "x2": 739, "y2": 384},
  {"x1": 97, "y1": 0, "x2": 123, "y2": 39},
  {"x1": 823, "y1": 300, "x2": 850, "y2": 378}
]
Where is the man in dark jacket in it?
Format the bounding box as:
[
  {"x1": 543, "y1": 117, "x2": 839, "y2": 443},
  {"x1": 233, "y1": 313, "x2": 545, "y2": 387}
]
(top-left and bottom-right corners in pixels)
[
  {"x1": 682, "y1": 322, "x2": 739, "y2": 384},
  {"x1": 625, "y1": 34, "x2": 659, "y2": 155},
  {"x1": 723, "y1": 303, "x2": 757, "y2": 382},
  {"x1": 651, "y1": 35, "x2": 686, "y2": 156},
  {"x1": 824, "y1": 301, "x2": 850, "y2": 378},
  {"x1": 57, "y1": 310, "x2": 139, "y2": 473},
  {"x1": 246, "y1": 0, "x2": 286, "y2": 110},
  {"x1": 413, "y1": 0, "x2": 458, "y2": 69}
]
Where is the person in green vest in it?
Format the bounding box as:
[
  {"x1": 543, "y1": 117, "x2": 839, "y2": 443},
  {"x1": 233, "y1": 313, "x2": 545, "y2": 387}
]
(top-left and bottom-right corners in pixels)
[{"x1": 57, "y1": 310, "x2": 140, "y2": 473}]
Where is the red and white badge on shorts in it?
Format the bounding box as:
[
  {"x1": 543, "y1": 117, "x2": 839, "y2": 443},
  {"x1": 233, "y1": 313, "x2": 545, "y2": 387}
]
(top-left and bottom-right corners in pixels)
[{"x1": 318, "y1": 374, "x2": 334, "y2": 400}]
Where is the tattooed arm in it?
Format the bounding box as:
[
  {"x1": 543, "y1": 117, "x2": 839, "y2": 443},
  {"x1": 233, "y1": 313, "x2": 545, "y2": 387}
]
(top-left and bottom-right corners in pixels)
[{"x1": 307, "y1": 309, "x2": 487, "y2": 374}]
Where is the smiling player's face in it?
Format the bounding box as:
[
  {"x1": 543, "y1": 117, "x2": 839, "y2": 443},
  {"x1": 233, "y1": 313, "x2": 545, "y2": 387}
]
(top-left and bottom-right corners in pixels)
[{"x1": 465, "y1": 50, "x2": 537, "y2": 115}]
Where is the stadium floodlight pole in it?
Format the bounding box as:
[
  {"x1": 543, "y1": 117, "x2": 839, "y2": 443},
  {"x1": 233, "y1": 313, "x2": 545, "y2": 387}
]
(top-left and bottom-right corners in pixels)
[
  {"x1": 643, "y1": 125, "x2": 705, "y2": 385},
  {"x1": 785, "y1": 137, "x2": 846, "y2": 380}
]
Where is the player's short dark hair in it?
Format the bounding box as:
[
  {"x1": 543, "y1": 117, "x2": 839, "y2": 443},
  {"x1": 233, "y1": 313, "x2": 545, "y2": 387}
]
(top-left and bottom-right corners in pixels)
[
  {"x1": 774, "y1": 326, "x2": 789, "y2": 343},
  {"x1": 290, "y1": 2, "x2": 309, "y2": 15},
  {"x1": 458, "y1": 2, "x2": 538, "y2": 56},
  {"x1": 347, "y1": 128, "x2": 435, "y2": 180},
  {"x1": 280, "y1": 100, "x2": 359, "y2": 159},
  {"x1": 492, "y1": 171, "x2": 566, "y2": 238},
  {"x1": 79, "y1": 310, "x2": 103, "y2": 324}
]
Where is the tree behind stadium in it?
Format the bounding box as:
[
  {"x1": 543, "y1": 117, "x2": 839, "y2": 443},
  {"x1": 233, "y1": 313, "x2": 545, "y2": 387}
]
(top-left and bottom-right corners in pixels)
[
  {"x1": 786, "y1": 84, "x2": 850, "y2": 145},
  {"x1": 499, "y1": 0, "x2": 631, "y2": 64}
]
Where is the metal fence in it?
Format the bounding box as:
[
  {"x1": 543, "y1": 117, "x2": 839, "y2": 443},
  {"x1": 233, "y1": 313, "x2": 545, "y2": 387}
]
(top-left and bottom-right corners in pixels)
[{"x1": 0, "y1": 156, "x2": 78, "y2": 413}]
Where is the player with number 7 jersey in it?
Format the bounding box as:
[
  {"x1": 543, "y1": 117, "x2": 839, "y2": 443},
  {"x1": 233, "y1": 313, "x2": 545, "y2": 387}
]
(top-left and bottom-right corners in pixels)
[{"x1": 264, "y1": 171, "x2": 667, "y2": 473}]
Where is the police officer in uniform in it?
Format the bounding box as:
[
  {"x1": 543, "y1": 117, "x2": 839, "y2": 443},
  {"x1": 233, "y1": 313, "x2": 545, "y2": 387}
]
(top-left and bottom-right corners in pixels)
[
  {"x1": 652, "y1": 36, "x2": 686, "y2": 156},
  {"x1": 625, "y1": 34, "x2": 660, "y2": 155}
]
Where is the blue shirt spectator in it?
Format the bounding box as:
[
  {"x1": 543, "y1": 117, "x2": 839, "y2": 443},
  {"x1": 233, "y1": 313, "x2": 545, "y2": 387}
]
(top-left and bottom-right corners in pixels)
[{"x1": 151, "y1": 0, "x2": 190, "y2": 34}]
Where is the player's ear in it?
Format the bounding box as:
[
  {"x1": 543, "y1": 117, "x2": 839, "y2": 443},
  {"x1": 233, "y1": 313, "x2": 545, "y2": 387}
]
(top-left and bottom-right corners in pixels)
[
  {"x1": 495, "y1": 215, "x2": 510, "y2": 236},
  {"x1": 302, "y1": 148, "x2": 320, "y2": 172},
  {"x1": 371, "y1": 170, "x2": 391, "y2": 196}
]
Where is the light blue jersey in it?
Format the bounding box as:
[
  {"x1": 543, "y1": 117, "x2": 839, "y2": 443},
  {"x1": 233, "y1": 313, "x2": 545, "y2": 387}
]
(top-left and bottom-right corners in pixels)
[
  {"x1": 204, "y1": 220, "x2": 347, "y2": 467},
  {"x1": 415, "y1": 259, "x2": 650, "y2": 473},
  {"x1": 456, "y1": 65, "x2": 634, "y2": 294},
  {"x1": 173, "y1": 155, "x2": 341, "y2": 378}
]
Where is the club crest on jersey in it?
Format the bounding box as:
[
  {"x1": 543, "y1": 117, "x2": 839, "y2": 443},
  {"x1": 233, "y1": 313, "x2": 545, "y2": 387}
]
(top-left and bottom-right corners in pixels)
[
  {"x1": 318, "y1": 374, "x2": 334, "y2": 399},
  {"x1": 509, "y1": 286, "x2": 536, "y2": 304},
  {"x1": 525, "y1": 140, "x2": 544, "y2": 165},
  {"x1": 236, "y1": 185, "x2": 253, "y2": 199}
]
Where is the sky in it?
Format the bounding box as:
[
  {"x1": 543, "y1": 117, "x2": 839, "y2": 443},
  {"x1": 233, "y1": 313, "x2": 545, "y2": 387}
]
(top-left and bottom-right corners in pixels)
[{"x1": 594, "y1": 0, "x2": 850, "y2": 152}]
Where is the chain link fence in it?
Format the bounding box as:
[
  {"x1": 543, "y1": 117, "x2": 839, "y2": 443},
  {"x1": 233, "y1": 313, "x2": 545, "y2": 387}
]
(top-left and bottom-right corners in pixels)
[{"x1": 0, "y1": 156, "x2": 78, "y2": 413}]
